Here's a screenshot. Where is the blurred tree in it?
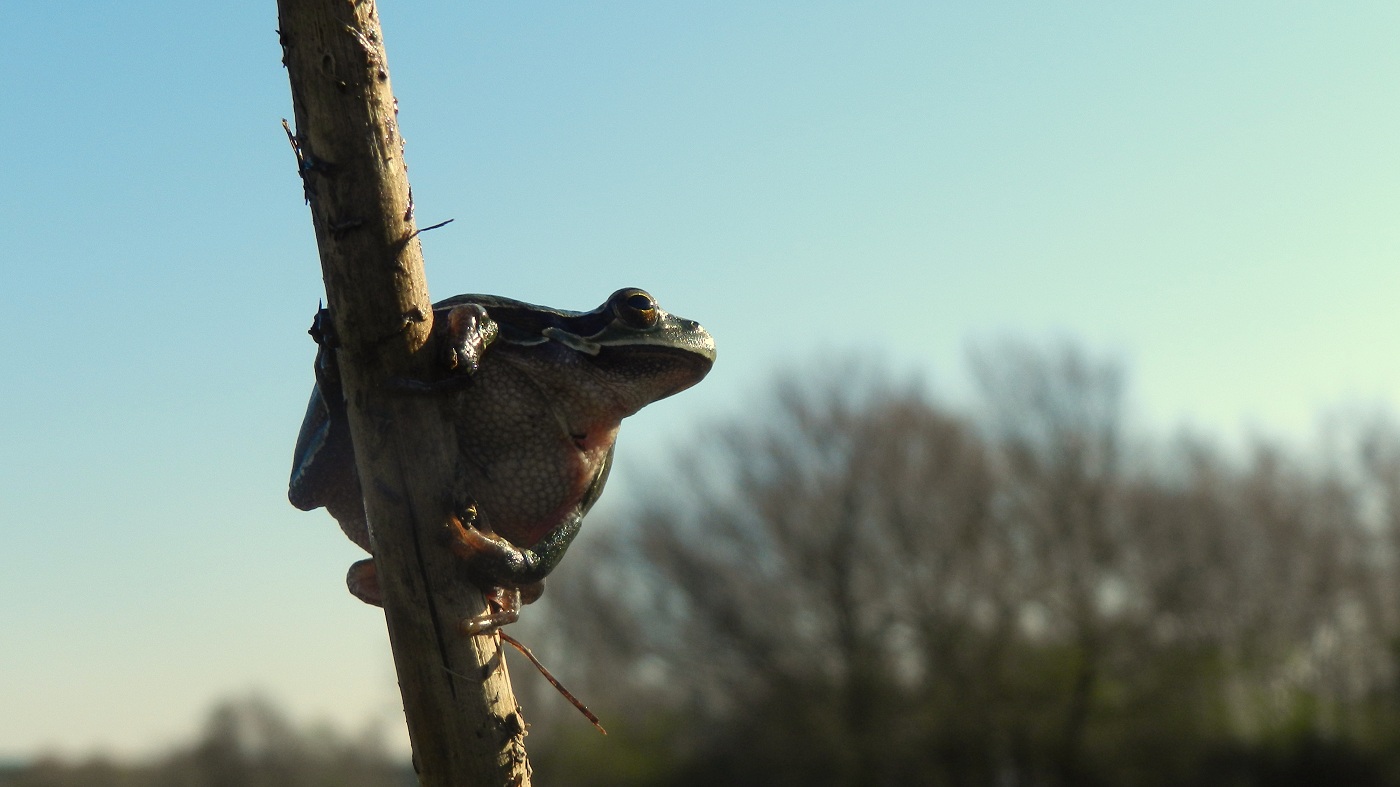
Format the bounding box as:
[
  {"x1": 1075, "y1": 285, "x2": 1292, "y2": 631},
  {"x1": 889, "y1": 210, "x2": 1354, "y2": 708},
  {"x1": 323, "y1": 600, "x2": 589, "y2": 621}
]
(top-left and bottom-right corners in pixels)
[
  {"x1": 545, "y1": 364, "x2": 1028, "y2": 785},
  {"x1": 969, "y1": 340, "x2": 1129, "y2": 784},
  {"x1": 532, "y1": 345, "x2": 1400, "y2": 787},
  {"x1": 15, "y1": 345, "x2": 1400, "y2": 787},
  {"x1": 0, "y1": 696, "x2": 411, "y2": 787}
]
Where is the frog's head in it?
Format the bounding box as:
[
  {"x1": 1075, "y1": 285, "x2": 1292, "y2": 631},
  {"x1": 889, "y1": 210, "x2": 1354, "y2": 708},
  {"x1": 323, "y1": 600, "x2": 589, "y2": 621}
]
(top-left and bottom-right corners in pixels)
[
  {"x1": 545, "y1": 288, "x2": 715, "y2": 404},
  {"x1": 442, "y1": 288, "x2": 715, "y2": 422}
]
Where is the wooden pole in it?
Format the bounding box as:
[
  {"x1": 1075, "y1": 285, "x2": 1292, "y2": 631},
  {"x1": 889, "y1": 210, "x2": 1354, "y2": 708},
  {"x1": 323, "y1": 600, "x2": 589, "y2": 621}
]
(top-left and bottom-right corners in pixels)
[{"x1": 276, "y1": 2, "x2": 530, "y2": 783}]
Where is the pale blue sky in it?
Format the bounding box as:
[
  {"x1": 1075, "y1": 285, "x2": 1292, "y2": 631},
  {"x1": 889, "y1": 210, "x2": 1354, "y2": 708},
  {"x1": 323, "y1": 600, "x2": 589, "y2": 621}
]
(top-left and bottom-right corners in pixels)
[{"x1": 2, "y1": 1, "x2": 1398, "y2": 759}]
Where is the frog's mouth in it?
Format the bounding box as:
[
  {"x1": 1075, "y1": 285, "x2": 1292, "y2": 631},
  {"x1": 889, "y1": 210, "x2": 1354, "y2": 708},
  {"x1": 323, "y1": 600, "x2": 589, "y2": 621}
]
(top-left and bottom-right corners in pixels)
[{"x1": 596, "y1": 340, "x2": 716, "y2": 398}]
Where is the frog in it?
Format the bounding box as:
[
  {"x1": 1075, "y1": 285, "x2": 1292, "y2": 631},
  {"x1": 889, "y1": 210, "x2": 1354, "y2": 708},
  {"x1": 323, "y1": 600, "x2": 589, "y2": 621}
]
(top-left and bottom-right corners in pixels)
[{"x1": 288, "y1": 288, "x2": 715, "y2": 634}]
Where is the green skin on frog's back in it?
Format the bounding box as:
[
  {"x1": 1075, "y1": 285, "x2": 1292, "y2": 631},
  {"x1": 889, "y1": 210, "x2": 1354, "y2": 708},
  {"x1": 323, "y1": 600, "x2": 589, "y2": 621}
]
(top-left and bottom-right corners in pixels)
[{"x1": 288, "y1": 288, "x2": 715, "y2": 633}]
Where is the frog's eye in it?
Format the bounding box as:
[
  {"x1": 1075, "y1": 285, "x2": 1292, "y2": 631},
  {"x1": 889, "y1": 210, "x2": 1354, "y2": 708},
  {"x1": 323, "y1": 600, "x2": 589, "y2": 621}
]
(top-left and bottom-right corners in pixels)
[{"x1": 610, "y1": 288, "x2": 660, "y2": 329}]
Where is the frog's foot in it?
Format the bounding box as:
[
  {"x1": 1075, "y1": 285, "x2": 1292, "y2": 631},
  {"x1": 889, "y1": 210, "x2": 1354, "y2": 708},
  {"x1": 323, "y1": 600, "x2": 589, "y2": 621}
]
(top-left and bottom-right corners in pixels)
[
  {"x1": 308, "y1": 305, "x2": 338, "y2": 349},
  {"x1": 385, "y1": 304, "x2": 500, "y2": 394},
  {"x1": 443, "y1": 304, "x2": 499, "y2": 373},
  {"x1": 309, "y1": 307, "x2": 344, "y2": 397},
  {"x1": 346, "y1": 558, "x2": 383, "y2": 607},
  {"x1": 461, "y1": 582, "x2": 545, "y2": 636},
  {"x1": 463, "y1": 586, "x2": 521, "y2": 635}
]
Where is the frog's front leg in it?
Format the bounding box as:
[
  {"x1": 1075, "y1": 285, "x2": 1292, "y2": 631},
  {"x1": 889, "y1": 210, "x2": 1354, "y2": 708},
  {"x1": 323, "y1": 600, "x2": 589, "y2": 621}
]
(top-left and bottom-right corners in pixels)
[
  {"x1": 388, "y1": 304, "x2": 500, "y2": 394},
  {"x1": 446, "y1": 505, "x2": 581, "y2": 588},
  {"x1": 341, "y1": 501, "x2": 561, "y2": 635},
  {"x1": 446, "y1": 505, "x2": 572, "y2": 635},
  {"x1": 442, "y1": 303, "x2": 499, "y2": 373}
]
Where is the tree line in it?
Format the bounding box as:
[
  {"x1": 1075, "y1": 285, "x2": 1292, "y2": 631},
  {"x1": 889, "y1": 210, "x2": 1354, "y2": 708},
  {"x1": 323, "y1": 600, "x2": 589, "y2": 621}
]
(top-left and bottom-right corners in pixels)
[
  {"x1": 11, "y1": 341, "x2": 1400, "y2": 786},
  {"x1": 528, "y1": 341, "x2": 1400, "y2": 786},
  {"x1": 0, "y1": 695, "x2": 411, "y2": 787}
]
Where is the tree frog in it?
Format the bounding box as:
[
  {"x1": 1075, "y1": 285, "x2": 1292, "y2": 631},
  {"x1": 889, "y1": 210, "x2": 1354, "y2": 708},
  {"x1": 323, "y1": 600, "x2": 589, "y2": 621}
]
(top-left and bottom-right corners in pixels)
[{"x1": 288, "y1": 288, "x2": 715, "y2": 633}]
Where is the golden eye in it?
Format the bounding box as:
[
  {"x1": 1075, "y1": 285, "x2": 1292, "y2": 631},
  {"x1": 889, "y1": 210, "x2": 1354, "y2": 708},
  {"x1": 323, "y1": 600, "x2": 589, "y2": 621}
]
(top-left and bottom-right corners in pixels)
[{"x1": 610, "y1": 288, "x2": 659, "y2": 328}]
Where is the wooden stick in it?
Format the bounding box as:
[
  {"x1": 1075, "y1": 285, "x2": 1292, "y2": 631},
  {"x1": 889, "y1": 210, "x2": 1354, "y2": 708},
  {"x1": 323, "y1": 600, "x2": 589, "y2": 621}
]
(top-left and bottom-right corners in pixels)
[{"x1": 276, "y1": 2, "x2": 530, "y2": 783}]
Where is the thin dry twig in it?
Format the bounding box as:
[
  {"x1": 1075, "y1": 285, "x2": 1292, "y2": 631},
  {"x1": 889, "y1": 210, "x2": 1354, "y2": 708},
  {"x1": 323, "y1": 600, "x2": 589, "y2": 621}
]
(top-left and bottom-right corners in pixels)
[{"x1": 499, "y1": 632, "x2": 607, "y2": 735}]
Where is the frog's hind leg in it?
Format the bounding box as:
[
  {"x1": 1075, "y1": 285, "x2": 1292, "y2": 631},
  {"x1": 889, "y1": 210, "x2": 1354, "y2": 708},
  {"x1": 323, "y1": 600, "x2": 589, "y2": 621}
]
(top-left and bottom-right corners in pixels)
[
  {"x1": 346, "y1": 559, "x2": 382, "y2": 607},
  {"x1": 346, "y1": 557, "x2": 544, "y2": 632}
]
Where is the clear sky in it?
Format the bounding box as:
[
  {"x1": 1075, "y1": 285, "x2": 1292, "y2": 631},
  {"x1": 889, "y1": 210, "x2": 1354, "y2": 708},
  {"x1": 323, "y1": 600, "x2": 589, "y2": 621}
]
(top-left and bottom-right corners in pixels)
[{"x1": 2, "y1": 0, "x2": 1398, "y2": 760}]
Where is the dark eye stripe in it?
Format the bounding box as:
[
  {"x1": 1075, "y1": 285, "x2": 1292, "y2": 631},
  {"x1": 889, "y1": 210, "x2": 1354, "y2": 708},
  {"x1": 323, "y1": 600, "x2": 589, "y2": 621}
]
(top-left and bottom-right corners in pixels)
[{"x1": 436, "y1": 290, "x2": 662, "y2": 344}]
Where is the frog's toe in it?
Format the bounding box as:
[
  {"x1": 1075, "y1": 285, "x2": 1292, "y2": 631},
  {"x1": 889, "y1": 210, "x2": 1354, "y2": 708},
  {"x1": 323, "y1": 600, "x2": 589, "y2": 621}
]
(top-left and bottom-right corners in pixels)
[
  {"x1": 462, "y1": 608, "x2": 518, "y2": 636},
  {"x1": 445, "y1": 507, "x2": 500, "y2": 561},
  {"x1": 462, "y1": 586, "x2": 522, "y2": 636},
  {"x1": 346, "y1": 558, "x2": 382, "y2": 607},
  {"x1": 444, "y1": 303, "x2": 498, "y2": 373}
]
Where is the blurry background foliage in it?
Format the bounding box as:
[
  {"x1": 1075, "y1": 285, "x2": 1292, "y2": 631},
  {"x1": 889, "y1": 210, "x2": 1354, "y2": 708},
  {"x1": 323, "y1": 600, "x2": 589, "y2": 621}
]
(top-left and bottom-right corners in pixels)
[{"x1": 13, "y1": 341, "x2": 1400, "y2": 786}]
